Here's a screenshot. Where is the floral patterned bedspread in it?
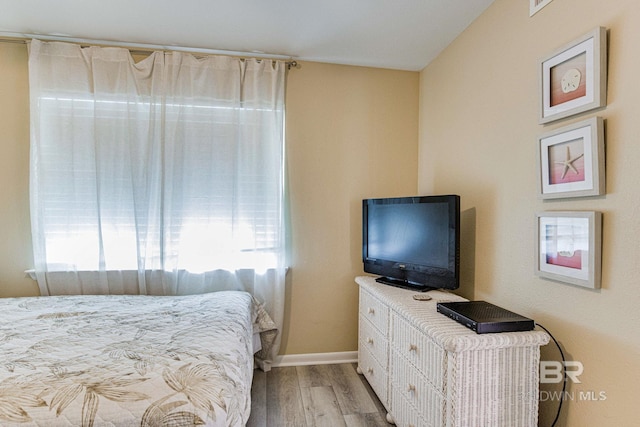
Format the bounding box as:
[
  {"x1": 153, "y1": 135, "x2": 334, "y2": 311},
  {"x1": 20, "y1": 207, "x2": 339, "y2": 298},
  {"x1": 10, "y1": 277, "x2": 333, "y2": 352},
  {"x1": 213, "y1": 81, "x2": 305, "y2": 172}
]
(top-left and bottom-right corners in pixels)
[{"x1": 0, "y1": 291, "x2": 272, "y2": 426}]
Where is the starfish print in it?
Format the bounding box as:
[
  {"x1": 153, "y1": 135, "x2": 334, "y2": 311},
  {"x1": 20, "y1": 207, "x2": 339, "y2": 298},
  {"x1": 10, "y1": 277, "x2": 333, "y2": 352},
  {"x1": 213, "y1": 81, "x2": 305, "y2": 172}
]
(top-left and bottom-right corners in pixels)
[{"x1": 555, "y1": 146, "x2": 584, "y2": 179}]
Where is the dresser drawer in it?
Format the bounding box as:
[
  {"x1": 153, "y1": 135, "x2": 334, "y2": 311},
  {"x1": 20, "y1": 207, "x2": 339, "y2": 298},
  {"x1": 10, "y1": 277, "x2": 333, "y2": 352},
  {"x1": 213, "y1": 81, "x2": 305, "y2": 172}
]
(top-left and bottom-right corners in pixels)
[
  {"x1": 390, "y1": 357, "x2": 444, "y2": 427},
  {"x1": 359, "y1": 314, "x2": 388, "y2": 369},
  {"x1": 359, "y1": 342, "x2": 389, "y2": 407},
  {"x1": 391, "y1": 383, "x2": 438, "y2": 427},
  {"x1": 391, "y1": 312, "x2": 446, "y2": 391},
  {"x1": 359, "y1": 288, "x2": 389, "y2": 334}
]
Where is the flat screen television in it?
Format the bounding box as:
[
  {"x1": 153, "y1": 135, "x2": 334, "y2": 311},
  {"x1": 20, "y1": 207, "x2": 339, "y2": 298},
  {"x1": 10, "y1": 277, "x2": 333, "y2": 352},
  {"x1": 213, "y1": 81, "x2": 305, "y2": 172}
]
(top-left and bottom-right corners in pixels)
[{"x1": 362, "y1": 195, "x2": 460, "y2": 291}]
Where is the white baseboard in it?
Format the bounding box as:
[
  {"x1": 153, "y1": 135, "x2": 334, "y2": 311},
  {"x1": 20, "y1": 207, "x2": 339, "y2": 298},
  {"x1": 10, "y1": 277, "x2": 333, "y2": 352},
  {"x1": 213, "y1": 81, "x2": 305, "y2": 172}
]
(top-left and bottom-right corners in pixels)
[{"x1": 272, "y1": 351, "x2": 358, "y2": 367}]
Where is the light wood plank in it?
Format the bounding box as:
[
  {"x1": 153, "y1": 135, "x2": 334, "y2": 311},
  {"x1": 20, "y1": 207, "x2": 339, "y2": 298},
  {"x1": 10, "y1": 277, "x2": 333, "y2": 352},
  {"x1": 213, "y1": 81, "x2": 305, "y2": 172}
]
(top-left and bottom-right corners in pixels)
[
  {"x1": 343, "y1": 412, "x2": 390, "y2": 427},
  {"x1": 326, "y1": 363, "x2": 380, "y2": 415},
  {"x1": 266, "y1": 366, "x2": 306, "y2": 427},
  {"x1": 251, "y1": 363, "x2": 389, "y2": 426},
  {"x1": 296, "y1": 364, "x2": 333, "y2": 388},
  {"x1": 300, "y1": 386, "x2": 347, "y2": 427}
]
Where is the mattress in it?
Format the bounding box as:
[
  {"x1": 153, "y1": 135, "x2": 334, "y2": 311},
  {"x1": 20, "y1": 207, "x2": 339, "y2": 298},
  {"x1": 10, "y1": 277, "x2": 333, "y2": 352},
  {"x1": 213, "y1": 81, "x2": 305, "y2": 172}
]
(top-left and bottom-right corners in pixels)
[{"x1": 0, "y1": 291, "x2": 274, "y2": 426}]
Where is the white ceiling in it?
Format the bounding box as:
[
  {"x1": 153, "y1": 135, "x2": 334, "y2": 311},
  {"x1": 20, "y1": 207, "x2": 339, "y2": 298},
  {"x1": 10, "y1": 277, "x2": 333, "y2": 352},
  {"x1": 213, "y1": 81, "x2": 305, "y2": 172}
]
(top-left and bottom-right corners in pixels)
[{"x1": 0, "y1": 0, "x2": 495, "y2": 71}]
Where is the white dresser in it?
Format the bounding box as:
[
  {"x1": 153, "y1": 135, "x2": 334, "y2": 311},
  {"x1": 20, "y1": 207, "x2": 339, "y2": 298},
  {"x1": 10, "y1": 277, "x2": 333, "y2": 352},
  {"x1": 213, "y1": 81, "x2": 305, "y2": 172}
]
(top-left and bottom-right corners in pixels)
[{"x1": 356, "y1": 276, "x2": 550, "y2": 427}]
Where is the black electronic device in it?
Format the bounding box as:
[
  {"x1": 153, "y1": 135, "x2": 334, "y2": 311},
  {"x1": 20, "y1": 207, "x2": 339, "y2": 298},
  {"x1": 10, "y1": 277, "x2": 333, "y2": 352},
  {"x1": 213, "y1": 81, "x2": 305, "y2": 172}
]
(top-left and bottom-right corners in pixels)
[
  {"x1": 437, "y1": 301, "x2": 535, "y2": 334},
  {"x1": 362, "y1": 195, "x2": 460, "y2": 292}
]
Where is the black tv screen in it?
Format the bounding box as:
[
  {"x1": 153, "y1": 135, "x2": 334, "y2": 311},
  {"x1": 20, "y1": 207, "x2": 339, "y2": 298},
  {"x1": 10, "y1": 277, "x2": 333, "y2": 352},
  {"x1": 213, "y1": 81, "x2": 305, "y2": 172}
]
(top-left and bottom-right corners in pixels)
[{"x1": 362, "y1": 195, "x2": 460, "y2": 291}]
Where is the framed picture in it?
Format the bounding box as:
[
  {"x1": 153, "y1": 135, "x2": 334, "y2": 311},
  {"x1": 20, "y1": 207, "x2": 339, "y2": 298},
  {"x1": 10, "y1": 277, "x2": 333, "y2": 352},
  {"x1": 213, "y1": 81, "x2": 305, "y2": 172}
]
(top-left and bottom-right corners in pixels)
[
  {"x1": 535, "y1": 211, "x2": 602, "y2": 289},
  {"x1": 530, "y1": 0, "x2": 554, "y2": 17},
  {"x1": 539, "y1": 27, "x2": 607, "y2": 124},
  {"x1": 537, "y1": 117, "x2": 605, "y2": 199}
]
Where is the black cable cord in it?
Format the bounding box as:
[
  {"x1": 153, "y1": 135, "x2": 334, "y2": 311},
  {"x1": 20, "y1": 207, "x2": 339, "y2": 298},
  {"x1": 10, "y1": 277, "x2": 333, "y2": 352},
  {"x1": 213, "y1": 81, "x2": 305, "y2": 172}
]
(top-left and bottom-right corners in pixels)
[{"x1": 536, "y1": 323, "x2": 566, "y2": 427}]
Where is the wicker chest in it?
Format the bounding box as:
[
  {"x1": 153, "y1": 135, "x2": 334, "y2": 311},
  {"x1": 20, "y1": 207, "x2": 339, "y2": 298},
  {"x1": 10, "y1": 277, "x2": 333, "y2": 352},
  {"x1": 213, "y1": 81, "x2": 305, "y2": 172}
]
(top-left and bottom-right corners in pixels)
[{"x1": 356, "y1": 276, "x2": 550, "y2": 427}]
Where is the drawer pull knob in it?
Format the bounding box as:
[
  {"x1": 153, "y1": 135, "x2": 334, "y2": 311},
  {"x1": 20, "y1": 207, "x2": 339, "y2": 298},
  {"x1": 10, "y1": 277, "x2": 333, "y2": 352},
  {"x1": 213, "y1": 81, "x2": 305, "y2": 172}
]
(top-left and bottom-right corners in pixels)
[
  {"x1": 367, "y1": 337, "x2": 374, "y2": 344},
  {"x1": 368, "y1": 307, "x2": 375, "y2": 314},
  {"x1": 409, "y1": 344, "x2": 418, "y2": 352},
  {"x1": 408, "y1": 384, "x2": 416, "y2": 393}
]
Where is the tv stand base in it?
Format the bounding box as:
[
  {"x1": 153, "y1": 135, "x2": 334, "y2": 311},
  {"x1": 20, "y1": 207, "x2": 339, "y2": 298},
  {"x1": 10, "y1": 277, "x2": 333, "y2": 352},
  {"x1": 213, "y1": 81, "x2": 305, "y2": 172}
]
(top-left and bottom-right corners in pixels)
[{"x1": 375, "y1": 276, "x2": 434, "y2": 292}]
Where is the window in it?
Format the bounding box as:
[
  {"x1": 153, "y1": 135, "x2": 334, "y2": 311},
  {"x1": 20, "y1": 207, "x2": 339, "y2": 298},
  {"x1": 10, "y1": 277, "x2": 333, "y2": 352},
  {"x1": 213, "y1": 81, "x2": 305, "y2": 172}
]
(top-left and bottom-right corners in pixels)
[{"x1": 30, "y1": 41, "x2": 285, "y2": 279}]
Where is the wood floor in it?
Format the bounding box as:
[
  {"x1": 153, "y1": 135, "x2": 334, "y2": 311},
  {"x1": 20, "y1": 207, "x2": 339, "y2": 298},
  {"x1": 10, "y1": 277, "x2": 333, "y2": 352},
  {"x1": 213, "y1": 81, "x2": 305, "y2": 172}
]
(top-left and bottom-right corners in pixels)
[{"x1": 246, "y1": 363, "x2": 390, "y2": 427}]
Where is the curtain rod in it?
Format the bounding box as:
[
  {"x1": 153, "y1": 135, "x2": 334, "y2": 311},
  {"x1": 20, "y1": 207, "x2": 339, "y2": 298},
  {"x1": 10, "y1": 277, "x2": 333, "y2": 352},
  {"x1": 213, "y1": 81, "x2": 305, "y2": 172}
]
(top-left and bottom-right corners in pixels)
[{"x1": 0, "y1": 31, "x2": 301, "y2": 69}]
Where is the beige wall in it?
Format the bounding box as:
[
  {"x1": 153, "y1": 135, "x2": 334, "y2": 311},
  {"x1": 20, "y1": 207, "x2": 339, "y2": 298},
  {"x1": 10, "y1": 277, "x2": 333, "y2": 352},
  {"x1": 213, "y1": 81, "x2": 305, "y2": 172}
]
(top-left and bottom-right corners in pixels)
[
  {"x1": 419, "y1": 0, "x2": 640, "y2": 425},
  {"x1": 0, "y1": 43, "x2": 39, "y2": 297},
  {"x1": 284, "y1": 62, "x2": 419, "y2": 354},
  {"x1": 0, "y1": 45, "x2": 420, "y2": 351}
]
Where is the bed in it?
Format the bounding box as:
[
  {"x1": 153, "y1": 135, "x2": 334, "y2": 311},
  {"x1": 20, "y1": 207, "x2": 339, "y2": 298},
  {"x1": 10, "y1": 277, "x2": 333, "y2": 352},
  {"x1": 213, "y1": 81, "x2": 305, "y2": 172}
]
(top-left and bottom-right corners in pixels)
[{"x1": 0, "y1": 291, "x2": 276, "y2": 427}]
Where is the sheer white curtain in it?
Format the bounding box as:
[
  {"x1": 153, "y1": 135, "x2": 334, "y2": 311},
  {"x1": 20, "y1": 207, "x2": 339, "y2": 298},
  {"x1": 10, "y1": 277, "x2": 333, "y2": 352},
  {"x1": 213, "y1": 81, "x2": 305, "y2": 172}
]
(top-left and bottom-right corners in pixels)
[{"x1": 29, "y1": 40, "x2": 286, "y2": 362}]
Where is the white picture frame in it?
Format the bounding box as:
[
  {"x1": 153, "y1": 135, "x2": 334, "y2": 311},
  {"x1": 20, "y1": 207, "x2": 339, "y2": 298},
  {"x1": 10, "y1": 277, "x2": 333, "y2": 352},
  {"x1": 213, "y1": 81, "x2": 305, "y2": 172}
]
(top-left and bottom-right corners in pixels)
[
  {"x1": 535, "y1": 211, "x2": 602, "y2": 289},
  {"x1": 539, "y1": 27, "x2": 607, "y2": 124},
  {"x1": 530, "y1": 0, "x2": 554, "y2": 17},
  {"x1": 537, "y1": 117, "x2": 605, "y2": 199}
]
